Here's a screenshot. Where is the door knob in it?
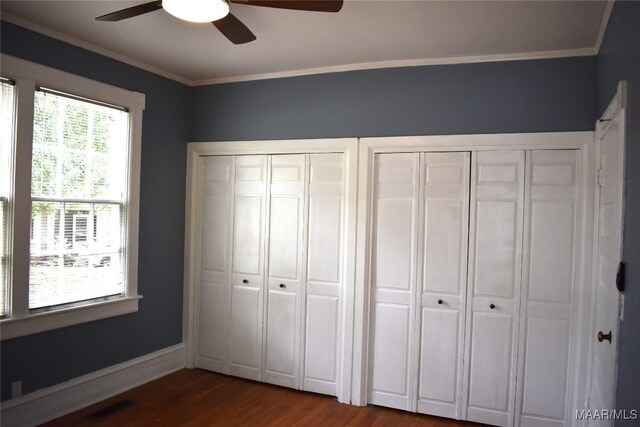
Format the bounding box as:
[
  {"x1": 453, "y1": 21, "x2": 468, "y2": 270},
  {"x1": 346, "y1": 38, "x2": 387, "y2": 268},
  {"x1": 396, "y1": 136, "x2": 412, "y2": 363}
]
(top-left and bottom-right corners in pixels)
[
  {"x1": 437, "y1": 299, "x2": 443, "y2": 305},
  {"x1": 242, "y1": 279, "x2": 248, "y2": 284},
  {"x1": 490, "y1": 304, "x2": 496, "y2": 309},
  {"x1": 279, "y1": 283, "x2": 286, "y2": 289},
  {"x1": 598, "y1": 330, "x2": 612, "y2": 344}
]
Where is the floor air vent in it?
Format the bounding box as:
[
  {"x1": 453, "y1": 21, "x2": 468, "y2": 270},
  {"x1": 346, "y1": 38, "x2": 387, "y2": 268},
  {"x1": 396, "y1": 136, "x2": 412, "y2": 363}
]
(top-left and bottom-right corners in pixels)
[{"x1": 88, "y1": 399, "x2": 134, "y2": 419}]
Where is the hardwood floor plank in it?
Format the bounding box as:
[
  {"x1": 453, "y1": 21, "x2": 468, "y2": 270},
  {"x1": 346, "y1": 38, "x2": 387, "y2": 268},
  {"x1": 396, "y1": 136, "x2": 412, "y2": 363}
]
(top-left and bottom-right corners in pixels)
[{"x1": 43, "y1": 369, "x2": 486, "y2": 426}]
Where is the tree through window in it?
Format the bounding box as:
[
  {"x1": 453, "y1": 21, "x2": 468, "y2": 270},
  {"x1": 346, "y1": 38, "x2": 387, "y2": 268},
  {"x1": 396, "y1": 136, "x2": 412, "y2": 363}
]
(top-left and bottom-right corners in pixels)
[{"x1": 29, "y1": 89, "x2": 128, "y2": 309}]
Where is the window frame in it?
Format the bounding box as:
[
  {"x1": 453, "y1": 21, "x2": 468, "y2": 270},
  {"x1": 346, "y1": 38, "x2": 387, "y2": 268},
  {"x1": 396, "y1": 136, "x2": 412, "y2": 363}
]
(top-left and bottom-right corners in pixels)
[{"x1": 0, "y1": 54, "x2": 145, "y2": 340}]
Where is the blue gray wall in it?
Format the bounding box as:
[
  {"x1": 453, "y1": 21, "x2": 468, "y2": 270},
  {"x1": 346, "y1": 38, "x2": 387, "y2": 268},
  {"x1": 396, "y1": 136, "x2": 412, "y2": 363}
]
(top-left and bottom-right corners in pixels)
[
  {"x1": 597, "y1": 2, "x2": 640, "y2": 419},
  {"x1": 0, "y1": 22, "x2": 190, "y2": 399},
  {"x1": 191, "y1": 56, "x2": 596, "y2": 141}
]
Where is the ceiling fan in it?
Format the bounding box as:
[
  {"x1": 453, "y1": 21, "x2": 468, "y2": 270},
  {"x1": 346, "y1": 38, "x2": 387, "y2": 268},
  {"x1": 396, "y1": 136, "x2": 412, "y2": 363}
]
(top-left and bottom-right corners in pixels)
[{"x1": 96, "y1": 0, "x2": 344, "y2": 45}]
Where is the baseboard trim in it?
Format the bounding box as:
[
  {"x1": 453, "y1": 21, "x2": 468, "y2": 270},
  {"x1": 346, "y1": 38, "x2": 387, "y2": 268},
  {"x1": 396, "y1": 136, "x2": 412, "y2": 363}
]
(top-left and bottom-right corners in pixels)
[{"x1": 0, "y1": 343, "x2": 185, "y2": 427}]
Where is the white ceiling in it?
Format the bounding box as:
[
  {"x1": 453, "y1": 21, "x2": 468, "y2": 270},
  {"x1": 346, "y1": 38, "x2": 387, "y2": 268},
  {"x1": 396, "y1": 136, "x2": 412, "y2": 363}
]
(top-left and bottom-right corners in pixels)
[{"x1": 1, "y1": 1, "x2": 610, "y2": 85}]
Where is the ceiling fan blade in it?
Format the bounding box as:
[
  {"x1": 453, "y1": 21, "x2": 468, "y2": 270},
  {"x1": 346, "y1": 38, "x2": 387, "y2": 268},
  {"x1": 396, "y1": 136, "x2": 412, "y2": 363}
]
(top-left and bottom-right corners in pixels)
[
  {"x1": 96, "y1": 1, "x2": 163, "y2": 22},
  {"x1": 231, "y1": 0, "x2": 343, "y2": 13},
  {"x1": 213, "y1": 13, "x2": 257, "y2": 45}
]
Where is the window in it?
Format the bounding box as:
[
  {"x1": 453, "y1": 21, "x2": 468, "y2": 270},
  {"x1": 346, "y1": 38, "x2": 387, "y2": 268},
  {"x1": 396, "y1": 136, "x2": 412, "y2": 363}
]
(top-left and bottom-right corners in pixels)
[
  {"x1": 30, "y1": 89, "x2": 128, "y2": 309},
  {"x1": 1, "y1": 77, "x2": 16, "y2": 318},
  {"x1": 1, "y1": 54, "x2": 145, "y2": 339}
]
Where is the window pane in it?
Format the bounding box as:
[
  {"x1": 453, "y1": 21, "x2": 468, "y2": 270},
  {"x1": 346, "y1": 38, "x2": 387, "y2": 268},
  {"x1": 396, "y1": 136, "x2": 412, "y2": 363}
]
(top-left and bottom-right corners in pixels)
[
  {"x1": 30, "y1": 90, "x2": 128, "y2": 310},
  {"x1": 1, "y1": 79, "x2": 16, "y2": 317},
  {"x1": 29, "y1": 202, "x2": 123, "y2": 309},
  {"x1": 32, "y1": 91, "x2": 127, "y2": 200}
]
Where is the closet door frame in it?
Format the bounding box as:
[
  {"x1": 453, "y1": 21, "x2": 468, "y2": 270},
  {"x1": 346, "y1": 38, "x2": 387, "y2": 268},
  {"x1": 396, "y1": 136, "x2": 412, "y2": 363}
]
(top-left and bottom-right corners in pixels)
[
  {"x1": 184, "y1": 138, "x2": 358, "y2": 404},
  {"x1": 353, "y1": 132, "x2": 596, "y2": 421}
]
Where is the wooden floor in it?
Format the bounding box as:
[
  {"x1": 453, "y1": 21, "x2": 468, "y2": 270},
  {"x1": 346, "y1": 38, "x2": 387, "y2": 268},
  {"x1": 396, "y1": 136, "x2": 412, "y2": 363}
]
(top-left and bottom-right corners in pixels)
[{"x1": 44, "y1": 369, "x2": 486, "y2": 426}]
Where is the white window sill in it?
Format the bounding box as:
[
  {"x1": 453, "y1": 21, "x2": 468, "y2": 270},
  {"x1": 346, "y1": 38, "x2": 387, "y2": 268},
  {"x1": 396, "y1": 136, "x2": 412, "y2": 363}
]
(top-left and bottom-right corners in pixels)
[{"x1": 0, "y1": 295, "x2": 142, "y2": 341}]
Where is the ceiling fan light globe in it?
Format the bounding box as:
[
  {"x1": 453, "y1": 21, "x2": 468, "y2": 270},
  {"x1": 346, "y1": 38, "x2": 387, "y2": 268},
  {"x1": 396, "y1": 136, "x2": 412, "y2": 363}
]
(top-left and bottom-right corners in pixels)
[{"x1": 162, "y1": 0, "x2": 229, "y2": 23}]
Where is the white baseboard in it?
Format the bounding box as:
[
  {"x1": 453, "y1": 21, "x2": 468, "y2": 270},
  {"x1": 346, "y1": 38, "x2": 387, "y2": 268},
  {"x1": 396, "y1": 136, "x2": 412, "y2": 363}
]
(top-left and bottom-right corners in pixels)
[{"x1": 0, "y1": 343, "x2": 185, "y2": 427}]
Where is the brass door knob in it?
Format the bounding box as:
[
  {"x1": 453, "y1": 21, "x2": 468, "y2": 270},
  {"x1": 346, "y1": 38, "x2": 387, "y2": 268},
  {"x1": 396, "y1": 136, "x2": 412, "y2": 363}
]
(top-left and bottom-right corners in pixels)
[{"x1": 598, "y1": 330, "x2": 612, "y2": 343}]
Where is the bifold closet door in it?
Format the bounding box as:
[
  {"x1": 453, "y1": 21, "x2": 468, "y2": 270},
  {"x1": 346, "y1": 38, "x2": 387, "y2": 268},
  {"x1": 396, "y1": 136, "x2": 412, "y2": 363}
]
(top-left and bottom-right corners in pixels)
[
  {"x1": 417, "y1": 153, "x2": 470, "y2": 419},
  {"x1": 515, "y1": 150, "x2": 579, "y2": 427},
  {"x1": 264, "y1": 154, "x2": 306, "y2": 388},
  {"x1": 228, "y1": 155, "x2": 268, "y2": 381},
  {"x1": 369, "y1": 153, "x2": 420, "y2": 411},
  {"x1": 464, "y1": 150, "x2": 524, "y2": 427},
  {"x1": 369, "y1": 152, "x2": 470, "y2": 414},
  {"x1": 303, "y1": 153, "x2": 345, "y2": 396},
  {"x1": 197, "y1": 156, "x2": 233, "y2": 373}
]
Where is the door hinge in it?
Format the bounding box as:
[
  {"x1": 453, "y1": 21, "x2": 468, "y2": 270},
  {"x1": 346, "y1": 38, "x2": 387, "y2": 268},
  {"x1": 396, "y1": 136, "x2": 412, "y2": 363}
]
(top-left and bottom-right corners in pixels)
[{"x1": 597, "y1": 169, "x2": 604, "y2": 187}]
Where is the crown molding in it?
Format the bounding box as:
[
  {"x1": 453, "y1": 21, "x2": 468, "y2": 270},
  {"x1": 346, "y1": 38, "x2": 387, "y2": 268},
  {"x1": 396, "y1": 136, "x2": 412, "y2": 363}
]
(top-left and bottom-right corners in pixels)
[
  {"x1": 594, "y1": 0, "x2": 615, "y2": 54},
  {"x1": 1, "y1": 13, "x2": 192, "y2": 86},
  {"x1": 3, "y1": 13, "x2": 601, "y2": 88},
  {"x1": 192, "y1": 47, "x2": 596, "y2": 86}
]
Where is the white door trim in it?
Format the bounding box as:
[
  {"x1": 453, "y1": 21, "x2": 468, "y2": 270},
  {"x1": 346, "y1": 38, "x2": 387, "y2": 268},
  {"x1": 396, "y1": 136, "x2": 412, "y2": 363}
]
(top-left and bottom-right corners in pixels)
[
  {"x1": 352, "y1": 131, "x2": 596, "y2": 418},
  {"x1": 183, "y1": 138, "x2": 358, "y2": 404}
]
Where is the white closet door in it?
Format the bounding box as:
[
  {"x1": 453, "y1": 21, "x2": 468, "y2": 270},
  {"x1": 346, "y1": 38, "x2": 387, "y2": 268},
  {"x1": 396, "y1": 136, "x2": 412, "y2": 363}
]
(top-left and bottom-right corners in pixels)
[
  {"x1": 464, "y1": 150, "x2": 524, "y2": 427},
  {"x1": 264, "y1": 154, "x2": 306, "y2": 388},
  {"x1": 417, "y1": 152, "x2": 470, "y2": 419},
  {"x1": 228, "y1": 155, "x2": 267, "y2": 381},
  {"x1": 304, "y1": 153, "x2": 344, "y2": 396},
  {"x1": 369, "y1": 153, "x2": 420, "y2": 411},
  {"x1": 516, "y1": 150, "x2": 579, "y2": 427},
  {"x1": 198, "y1": 156, "x2": 233, "y2": 372}
]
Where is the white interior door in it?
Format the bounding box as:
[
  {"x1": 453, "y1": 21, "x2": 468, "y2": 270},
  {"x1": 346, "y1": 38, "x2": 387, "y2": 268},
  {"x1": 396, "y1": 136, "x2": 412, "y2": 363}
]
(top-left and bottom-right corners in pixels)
[
  {"x1": 228, "y1": 155, "x2": 267, "y2": 381},
  {"x1": 464, "y1": 150, "x2": 525, "y2": 427},
  {"x1": 516, "y1": 150, "x2": 580, "y2": 427},
  {"x1": 417, "y1": 152, "x2": 470, "y2": 419},
  {"x1": 369, "y1": 153, "x2": 420, "y2": 411},
  {"x1": 264, "y1": 154, "x2": 306, "y2": 389},
  {"x1": 303, "y1": 153, "x2": 345, "y2": 396},
  {"x1": 588, "y1": 109, "x2": 625, "y2": 422},
  {"x1": 197, "y1": 156, "x2": 233, "y2": 373}
]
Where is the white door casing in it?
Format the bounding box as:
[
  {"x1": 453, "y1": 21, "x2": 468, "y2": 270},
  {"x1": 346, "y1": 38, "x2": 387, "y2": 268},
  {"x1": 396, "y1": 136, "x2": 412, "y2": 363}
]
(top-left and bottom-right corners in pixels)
[
  {"x1": 185, "y1": 138, "x2": 358, "y2": 404},
  {"x1": 588, "y1": 82, "x2": 626, "y2": 424},
  {"x1": 516, "y1": 150, "x2": 581, "y2": 427},
  {"x1": 354, "y1": 134, "x2": 595, "y2": 414},
  {"x1": 463, "y1": 150, "x2": 525, "y2": 427}
]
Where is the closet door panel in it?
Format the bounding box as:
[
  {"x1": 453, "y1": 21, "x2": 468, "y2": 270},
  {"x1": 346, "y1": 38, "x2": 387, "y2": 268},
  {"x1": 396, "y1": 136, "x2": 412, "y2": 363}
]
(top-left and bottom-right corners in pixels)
[
  {"x1": 268, "y1": 196, "x2": 300, "y2": 279},
  {"x1": 232, "y1": 196, "x2": 263, "y2": 275},
  {"x1": 229, "y1": 285, "x2": 262, "y2": 379},
  {"x1": 474, "y1": 201, "x2": 518, "y2": 298},
  {"x1": 265, "y1": 291, "x2": 297, "y2": 378},
  {"x1": 305, "y1": 294, "x2": 339, "y2": 393},
  {"x1": 468, "y1": 313, "x2": 513, "y2": 418},
  {"x1": 423, "y1": 200, "x2": 463, "y2": 293},
  {"x1": 369, "y1": 153, "x2": 419, "y2": 411},
  {"x1": 418, "y1": 308, "x2": 459, "y2": 403},
  {"x1": 417, "y1": 152, "x2": 470, "y2": 419},
  {"x1": 521, "y1": 317, "x2": 571, "y2": 422},
  {"x1": 376, "y1": 199, "x2": 414, "y2": 289},
  {"x1": 304, "y1": 153, "x2": 344, "y2": 396},
  {"x1": 465, "y1": 150, "x2": 524, "y2": 427},
  {"x1": 264, "y1": 154, "x2": 305, "y2": 389},
  {"x1": 198, "y1": 157, "x2": 233, "y2": 372},
  {"x1": 371, "y1": 303, "x2": 411, "y2": 403},
  {"x1": 516, "y1": 150, "x2": 578, "y2": 427},
  {"x1": 228, "y1": 155, "x2": 267, "y2": 381}
]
